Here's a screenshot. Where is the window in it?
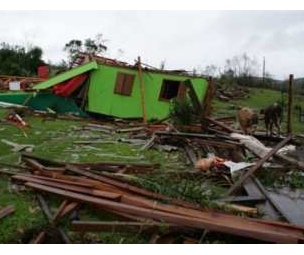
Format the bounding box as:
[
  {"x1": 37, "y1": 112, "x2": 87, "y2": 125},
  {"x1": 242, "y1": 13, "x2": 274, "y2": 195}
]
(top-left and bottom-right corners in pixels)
[
  {"x1": 159, "y1": 79, "x2": 187, "y2": 101},
  {"x1": 114, "y1": 72, "x2": 135, "y2": 96}
]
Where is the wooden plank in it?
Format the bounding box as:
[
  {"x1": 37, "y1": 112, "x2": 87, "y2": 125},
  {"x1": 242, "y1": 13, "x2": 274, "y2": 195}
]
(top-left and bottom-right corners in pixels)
[
  {"x1": 29, "y1": 231, "x2": 46, "y2": 244},
  {"x1": 66, "y1": 165, "x2": 200, "y2": 209},
  {"x1": 13, "y1": 173, "x2": 94, "y2": 188},
  {"x1": 0, "y1": 205, "x2": 15, "y2": 220},
  {"x1": 25, "y1": 182, "x2": 304, "y2": 243},
  {"x1": 52, "y1": 200, "x2": 69, "y2": 223},
  {"x1": 140, "y1": 134, "x2": 156, "y2": 151},
  {"x1": 184, "y1": 144, "x2": 197, "y2": 166},
  {"x1": 21, "y1": 153, "x2": 64, "y2": 167},
  {"x1": 205, "y1": 117, "x2": 239, "y2": 133},
  {"x1": 227, "y1": 135, "x2": 292, "y2": 195},
  {"x1": 36, "y1": 194, "x2": 71, "y2": 244},
  {"x1": 58, "y1": 202, "x2": 79, "y2": 219},
  {"x1": 0, "y1": 169, "x2": 17, "y2": 176},
  {"x1": 22, "y1": 152, "x2": 159, "y2": 169},
  {"x1": 70, "y1": 221, "x2": 175, "y2": 233},
  {"x1": 36, "y1": 194, "x2": 52, "y2": 221},
  {"x1": 23, "y1": 158, "x2": 44, "y2": 171},
  {"x1": 215, "y1": 202, "x2": 258, "y2": 215},
  {"x1": 12, "y1": 174, "x2": 122, "y2": 201}
]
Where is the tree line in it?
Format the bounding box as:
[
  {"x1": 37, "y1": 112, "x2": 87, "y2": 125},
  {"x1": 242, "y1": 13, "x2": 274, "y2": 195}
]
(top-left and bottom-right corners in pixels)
[
  {"x1": 0, "y1": 34, "x2": 107, "y2": 77},
  {"x1": 0, "y1": 36, "x2": 303, "y2": 95}
]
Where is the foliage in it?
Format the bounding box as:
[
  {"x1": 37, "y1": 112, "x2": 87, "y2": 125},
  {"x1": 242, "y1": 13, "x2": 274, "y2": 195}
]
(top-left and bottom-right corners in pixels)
[
  {"x1": 47, "y1": 59, "x2": 69, "y2": 75},
  {"x1": 64, "y1": 33, "x2": 107, "y2": 66},
  {"x1": 169, "y1": 98, "x2": 197, "y2": 126},
  {"x1": 0, "y1": 42, "x2": 45, "y2": 76}
]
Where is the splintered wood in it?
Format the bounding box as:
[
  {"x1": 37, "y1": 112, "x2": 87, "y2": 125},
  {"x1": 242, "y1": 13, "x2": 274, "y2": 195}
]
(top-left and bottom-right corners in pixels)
[{"x1": 11, "y1": 155, "x2": 304, "y2": 244}]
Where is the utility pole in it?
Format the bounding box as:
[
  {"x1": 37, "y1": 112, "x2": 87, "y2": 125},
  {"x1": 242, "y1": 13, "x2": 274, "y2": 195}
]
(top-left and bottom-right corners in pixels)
[
  {"x1": 287, "y1": 74, "x2": 293, "y2": 135},
  {"x1": 262, "y1": 56, "x2": 265, "y2": 83}
]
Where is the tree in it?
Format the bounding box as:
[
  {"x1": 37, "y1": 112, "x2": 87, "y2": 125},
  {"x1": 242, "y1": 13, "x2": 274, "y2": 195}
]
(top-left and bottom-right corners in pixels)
[
  {"x1": 202, "y1": 64, "x2": 218, "y2": 77},
  {"x1": 0, "y1": 42, "x2": 45, "y2": 76},
  {"x1": 224, "y1": 53, "x2": 259, "y2": 78},
  {"x1": 159, "y1": 60, "x2": 166, "y2": 70},
  {"x1": 64, "y1": 33, "x2": 107, "y2": 66}
]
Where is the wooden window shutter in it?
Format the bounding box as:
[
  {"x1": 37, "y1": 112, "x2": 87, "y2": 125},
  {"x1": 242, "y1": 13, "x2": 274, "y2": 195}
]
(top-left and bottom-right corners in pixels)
[
  {"x1": 114, "y1": 72, "x2": 135, "y2": 96},
  {"x1": 122, "y1": 74, "x2": 135, "y2": 96},
  {"x1": 114, "y1": 72, "x2": 125, "y2": 94}
]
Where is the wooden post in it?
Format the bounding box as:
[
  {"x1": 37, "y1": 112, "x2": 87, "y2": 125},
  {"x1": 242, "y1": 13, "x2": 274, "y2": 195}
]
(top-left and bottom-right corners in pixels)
[
  {"x1": 137, "y1": 57, "x2": 147, "y2": 124},
  {"x1": 287, "y1": 74, "x2": 293, "y2": 134}
]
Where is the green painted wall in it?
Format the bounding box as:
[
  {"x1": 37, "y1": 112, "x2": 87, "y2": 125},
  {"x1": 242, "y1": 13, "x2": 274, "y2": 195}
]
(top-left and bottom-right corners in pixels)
[{"x1": 87, "y1": 64, "x2": 208, "y2": 120}]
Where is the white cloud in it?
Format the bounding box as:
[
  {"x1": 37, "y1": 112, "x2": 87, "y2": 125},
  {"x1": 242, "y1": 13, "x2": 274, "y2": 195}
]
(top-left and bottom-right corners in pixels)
[{"x1": 1, "y1": 10, "x2": 304, "y2": 79}]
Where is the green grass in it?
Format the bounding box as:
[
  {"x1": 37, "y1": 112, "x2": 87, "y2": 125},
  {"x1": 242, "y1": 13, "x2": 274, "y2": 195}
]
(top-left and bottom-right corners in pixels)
[
  {"x1": 0, "y1": 107, "x2": 216, "y2": 243},
  {"x1": 212, "y1": 87, "x2": 304, "y2": 134},
  {"x1": 0, "y1": 176, "x2": 46, "y2": 243}
]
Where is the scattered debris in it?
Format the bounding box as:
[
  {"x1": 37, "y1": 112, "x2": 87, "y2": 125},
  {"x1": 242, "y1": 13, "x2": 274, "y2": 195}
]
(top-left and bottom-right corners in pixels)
[
  {"x1": 0, "y1": 205, "x2": 15, "y2": 220},
  {"x1": 11, "y1": 160, "x2": 304, "y2": 244},
  {"x1": 1, "y1": 139, "x2": 34, "y2": 152}
]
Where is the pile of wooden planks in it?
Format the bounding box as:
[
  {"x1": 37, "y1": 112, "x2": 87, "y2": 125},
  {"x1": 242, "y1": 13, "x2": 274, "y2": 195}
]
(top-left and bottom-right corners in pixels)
[{"x1": 11, "y1": 155, "x2": 304, "y2": 244}]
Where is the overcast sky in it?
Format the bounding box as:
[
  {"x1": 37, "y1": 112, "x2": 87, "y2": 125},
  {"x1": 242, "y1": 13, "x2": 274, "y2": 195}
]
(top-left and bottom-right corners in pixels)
[{"x1": 0, "y1": 10, "x2": 304, "y2": 80}]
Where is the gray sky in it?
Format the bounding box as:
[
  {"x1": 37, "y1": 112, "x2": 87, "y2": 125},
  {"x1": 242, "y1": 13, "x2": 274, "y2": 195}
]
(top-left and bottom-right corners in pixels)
[{"x1": 0, "y1": 10, "x2": 304, "y2": 80}]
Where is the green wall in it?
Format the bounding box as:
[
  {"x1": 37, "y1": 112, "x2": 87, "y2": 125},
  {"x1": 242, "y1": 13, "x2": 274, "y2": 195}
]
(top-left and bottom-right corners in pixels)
[{"x1": 87, "y1": 64, "x2": 208, "y2": 120}]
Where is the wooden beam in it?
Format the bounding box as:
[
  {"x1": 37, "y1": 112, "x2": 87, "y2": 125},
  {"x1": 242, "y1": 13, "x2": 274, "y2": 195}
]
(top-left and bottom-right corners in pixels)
[
  {"x1": 205, "y1": 116, "x2": 239, "y2": 133},
  {"x1": 0, "y1": 205, "x2": 15, "y2": 220},
  {"x1": 26, "y1": 182, "x2": 304, "y2": 243},
  {"x1": 29, "y1": 231, "x2": 46, "y2": 244},
  {"x1": 13, "y1": 174, "x2": 122, "y2": 201},
  {"x1": 36, "y1": 194, "x2": 71, "y2": 244},
  {"x1": 226, "y1": 134, "x2": 292, "y2": 195},
  {"x1": 70, "y1": 221, "x2": 175, "y2": 233},
  {"x1": 137, "y1": 56, "x2": 147, "y2": 124},
  {"x1": 66, "y1": 165, "x2": 200, "y2": 209}
]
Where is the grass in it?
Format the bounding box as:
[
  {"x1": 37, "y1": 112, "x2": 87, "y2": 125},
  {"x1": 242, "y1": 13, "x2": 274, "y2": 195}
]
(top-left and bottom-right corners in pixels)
[
  {"x1": 0, "y1": 176, "x2": 46, "y2": 243},
  {"x1": 212, "y1": 87, "x2": 304, "y2": 134},
  {"x1": 0, "y1": 107, "x2": 213, "y2": 243}
]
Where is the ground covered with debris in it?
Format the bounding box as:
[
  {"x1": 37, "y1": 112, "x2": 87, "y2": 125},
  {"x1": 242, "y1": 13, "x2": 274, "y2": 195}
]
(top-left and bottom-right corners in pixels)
[{"x1": 1, "y1": 93, "x2": 304, "y2": 244}]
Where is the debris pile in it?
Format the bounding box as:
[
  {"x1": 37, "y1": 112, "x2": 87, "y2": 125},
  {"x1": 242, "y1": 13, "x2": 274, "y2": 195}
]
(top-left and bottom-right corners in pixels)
[
  {"x1": 10, "y1": 154, "x2": 304, "y2": 244},
  {"x1": 216, "y1": 84, "x2": 251, "y2": 101}
]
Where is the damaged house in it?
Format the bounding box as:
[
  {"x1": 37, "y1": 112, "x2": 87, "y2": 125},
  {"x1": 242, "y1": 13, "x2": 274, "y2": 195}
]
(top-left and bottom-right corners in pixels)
[{"x1": 0, "y1": 54, "x2": 209, "y2": 120}]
